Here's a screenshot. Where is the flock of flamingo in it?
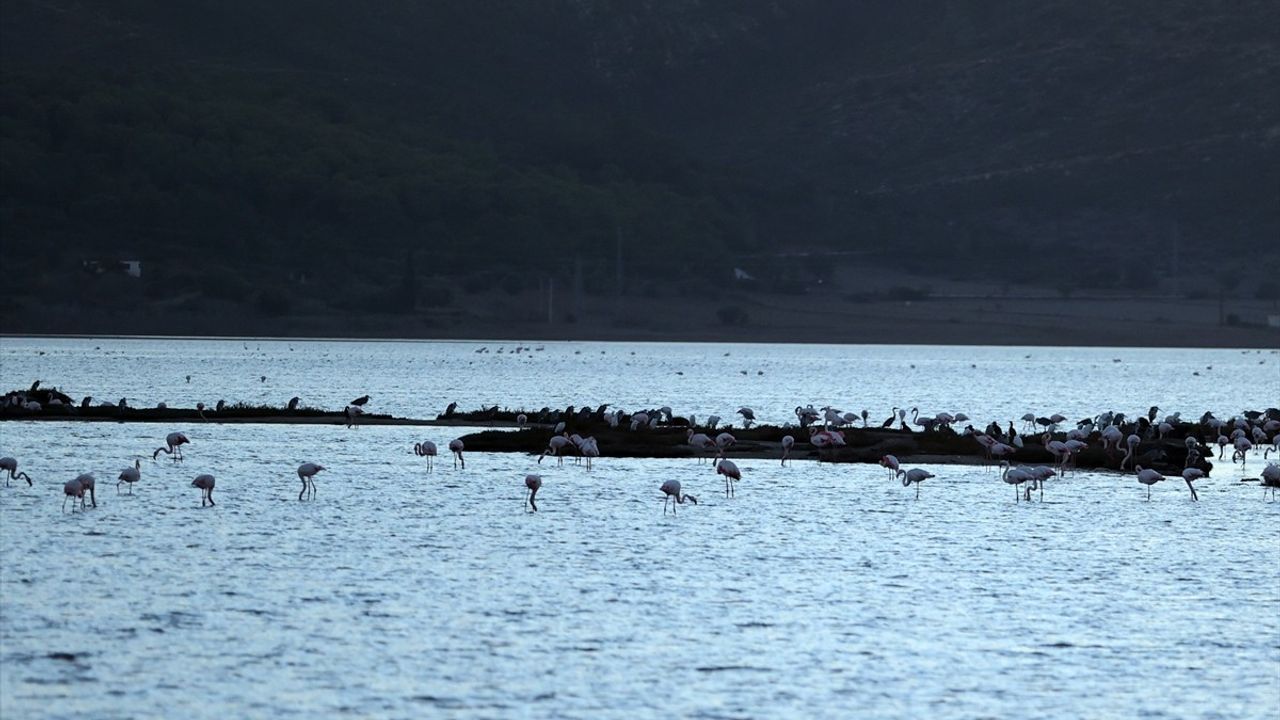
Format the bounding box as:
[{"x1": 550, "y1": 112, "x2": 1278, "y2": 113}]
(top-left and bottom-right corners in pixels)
[{"x1": 4, "y1": 400, "x2": 1279, "y2": 514}]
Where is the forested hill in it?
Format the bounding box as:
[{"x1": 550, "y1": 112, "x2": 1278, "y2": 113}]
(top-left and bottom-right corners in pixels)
[{"x1": 2, "y1": 1, "x2": 1277, "y2": 310}]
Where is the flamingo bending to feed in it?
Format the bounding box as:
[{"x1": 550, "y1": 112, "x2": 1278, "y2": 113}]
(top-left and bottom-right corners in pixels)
[
  {"x1": 538, "y1": 435, "x2": 573, "y2": 466},
  {"x1": 63, "y1": 477, "x2": 86, "y2": 512},
  {"x1": 580, "y1": 437, "x2": 600, "y2": 470},
  {"x1": 414, "y1": 441, "x2": 437, "y2": 470},
  {"x1": 297, "y1": 462, "x2": 325, "y2": 500},
  {"x1": 1180, "y1": 468, "x2": 1203, "y2": 501},
  {"x1": 898, "y1": 468, "x2": 934, "y2": 499},
  {"x1": 524, "y1": 474, "x2": 541, "y2": 512},
  {"x1": 153, "y1": 432, "x2": 190, "y2": 462},
  {"x1": 660, "y1": 480, "x2": 697, "y2": 515},
  {"x1": 715, "y1": 459, "x2": 741, "y2": 497},
  {"x1": 1120, "y1": 435, "x2": 1141, "y2": 470},
  {"x1": 192, "y1": 474, "x2": 216, "y2": 506},
  {"x1": 449, "y1": 439, "x2": 465, "y2": 469},
  {"x1": 879, "y1": 454, "x2": 900, "y2": 478},
  {"x1": 0, "y1": 457, "x2": 32, "y2": 486},
  {"x1": 780, "y1": 435, "x2": 795, "y2": 466},
  {"x1": 117, "y1": 460, "x2": 141, "y2": 494}
]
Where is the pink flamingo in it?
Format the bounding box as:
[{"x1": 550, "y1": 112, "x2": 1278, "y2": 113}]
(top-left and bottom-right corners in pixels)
[
  {"x1": 449, "y1": 439, "x2": 465, "y2": 469},
  {"x1": 524, "y1": 474, "x2": 541, "y2": 512},
  {"x1": 879, "y1": 454, "x2": 900, "y2": 478},
  {"x1": 62, "y1": 477, "x2": 85, "y2": 512},
  {"x1": 715, "y1": 458, "x2": 741, "y2": 497},
  {"x1": 153, "y1": 432, "x2": 190, "y2": 462},
  {"x1": 117, "y1": 460, "x2": 141, "y2": 494},
  {"x1": 660, "y1": 480, "x2": 697, "y2": 514},
  {"x1": 297, "y1": 462, "x2": 325, "y2": 500},
  {"x1": 192, "y1": 474, "x2": 216, "y2": 506},
  {"x1": 0, "y1": 457, "x2": 32, "y2": 486},
  {"x1": 781, "y1": 435, "x2": 795, "y2": 466},
  {"x1": 414, "y1": 441, "x2": 437, "y2": 471}
]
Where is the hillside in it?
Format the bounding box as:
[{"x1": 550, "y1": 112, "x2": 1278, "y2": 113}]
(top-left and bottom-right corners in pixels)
[{"x1": 1, "y1": 1, "x2": 1277, "y2": 339}]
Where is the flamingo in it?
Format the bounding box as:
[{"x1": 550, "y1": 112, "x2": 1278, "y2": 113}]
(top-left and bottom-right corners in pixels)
[
  {"x1": 516, "y1": 413, "x2": 528, "y2": 426},
  {"x1": 715, "y1": 459, "x2": 741, "y2": 497},
  {"x1": 1135, "y1": 466, "x2": 1165, "y2": 500},
  {"x1": 537, "y1": 435, "x2": 573, "y2": 466},
  {"x1": 1029, "y1": 466, "x2": 1056, "y2": 501},
  {"x1": 524, "y1": 474, "x2": 541, "y2": 512},
  {"x1": 898, "y1": 468, "x2": 934, "y2": 499},
  {"x1": 297, "y1": 462, "x2": 325, "y2": 500},
  {"x1": 879, "y1": 454, "x2": 900, "y2": 478},
  {"x1": 76, "y1": 473, "x2": 97, "y2": 507},
  {"x1": 62, "y1": 477, "x2": 85, "y2": 512},
  {"x1": 714, "y1": 432, "x2": 737, "y2": 458},
  {"x1": 660, "y1": 480, "x2": 697, "y2": 514},
  {"x1": 1020, "y1": 413, "x2": 1037, "y2": 432},
  {"x1": 117, "y1": 460, "x2": 141, "y2": 494},
  {"x1": 1261, "y1": 463, "x2": 1280, "y2": 500},
  {"x1": 1180, "y1": 468, "x2": 1203, "y2": 501},
  {"x1": 581, "y1": 437, "x2": 600, "y2": 470},
  {"x1": 737, "y1": 407, "x2": 756, "y2": 428},
  {"x1": 414, "y1": 441, "x2": 437, "y2": 470},
  {"x1": 780, "y1": 435, "x2": 795, "y2": 466},
  {"x1": 1232, "y1": 437, "x2": 1253, "y2": 466},
  {"x1": 1120, "y1": 434, "x2": 1141, "y2": 470},
  {"x1": 1000, "y1": 461, "x2": 1033, "y2": 502},
  {"x1": 0, "y1": 457, "x2": 32, "y2": 486},
  {"x1": 344, "y1": 405, "x2": 364, "y2": 428},
  {"x1": 153, "y1": 432, "x2": 190, "y2": 462},
  {"x1": 192, "y1": 474, "x2": 216, "y2": 506},
  {"x1": 687, "y1": 429, "x2": 715, "y2": 463},
  {"x1": 449, "y1": 439, "x2": 465, "y2": 469}
]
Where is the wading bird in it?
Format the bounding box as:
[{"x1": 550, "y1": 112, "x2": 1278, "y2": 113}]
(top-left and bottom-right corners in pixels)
[
  {"x1": 1180, "y1": 468, "x2": 1203, "y2": 501},
  {"x1": 687, "y1": 429, "x2": 715, "y2": 463},
  {"x1": 192, "y1": 474, "x2": 216, "y2": 506},
  {"x1": 153, "y1": 432, "x2": 190, "y2": 462},
  {"x1": 1135, "y1": 466, "x2": 1165, "y2": 500},
  {"x1": 879, "y1": 454, "x2": 900, "y2": 478},
  {"x1": 414, "y1": 441, "x2": 437, "y2": 470},
  {"x1": 524, "y1": 474, "x2": 541, "y2": 512},
  {"x1": 781, "y1": 435, "x2": 795, "y2": 466},
  {"x1": 1261, "y1": 463, "x2": 1280, "y2": 500},
  {"x1": 449, "y1": 439, "x2": 465, "y2": 469},
  {"x1": 537, "y1": 435, "x2": 573, "y2": 466},
  {"x1": 715, "y1": 459, "x2": 741, "y2": 497},
  {"x1": 297, "y1": 462, "x2": 325, "y2": 500},
  {"x1": 117, "y1": 460, "x2": 140, "y2": 494},
  {"x1": 660, "y1": 479, "x2": 697, "y2": 515},
  {"x1": 0, "y1": 457, "x2": 32, "y2": 486},
  {"x1": 898, "y1": 468, "x2": 934, "y2": 499},
  {"x1": 63, "y1": 477, "x2": 85, "y2": 512}
]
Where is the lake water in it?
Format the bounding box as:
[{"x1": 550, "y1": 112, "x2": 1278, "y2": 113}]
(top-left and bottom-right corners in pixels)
[{"x1": 1, "y1": 337, "x2": 1278, "y2": 718}]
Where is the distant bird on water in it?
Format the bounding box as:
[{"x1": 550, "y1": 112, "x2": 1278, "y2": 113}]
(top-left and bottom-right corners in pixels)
[
  {"x1": 414, "y1": 441, "x2": 437, "y2": 470},
  {"x1": 297, "y1": 462, "x2": 325, "y2": 500},
  {"x1": 63, "y1": 477, "x2": 86, "y2": 512},
  {"x1": 524, "y1": 474, "x2": 542, "y2": 512},
  {"x1": 449, "y1": 439, "x2": 465, "y2": 469},
  {"x1": 0, "y1": 457, "x2": 32, "y2": 487},
  {"x1": 715, "y1": 458, "x2": 741, "y2": 497},
  {"x1": 1261, "y1": 463, "x2": 1280, "y2": 500},
  {"x1": 153, "y1": 432, "x2": 190, "y2": 462},
  {"x1": 1180, "y1": 468, "x2": 1203, "y2": 501},
  {"x1": 660, "y1": 479, "x2": 697, "y2": 515},
  {"x1": 192, "y1": 474, "x2": 216, "y2": 506},
  {"x1": 350, "y1": 395, "x2": 370, "y2": 407},
  {"x1": 1135, "y1": 466, "x2": 1165, "y2": 500},
  {"x1": 898, "y1": 468, "x2": 934, "y2": 499},
  {"x1": 118, "y1": 460, "x2": 141, "y2": 494}
]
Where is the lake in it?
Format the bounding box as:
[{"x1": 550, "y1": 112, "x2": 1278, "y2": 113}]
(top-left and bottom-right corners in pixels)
[{"x1": 1, "y1": 337, "x2": 1277, "y2": 718}]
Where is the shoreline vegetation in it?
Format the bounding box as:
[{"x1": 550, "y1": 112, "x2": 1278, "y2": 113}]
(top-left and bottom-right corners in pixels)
[{"x1": 7, "y1": 387, "x2": 1275, "y2": 479}]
